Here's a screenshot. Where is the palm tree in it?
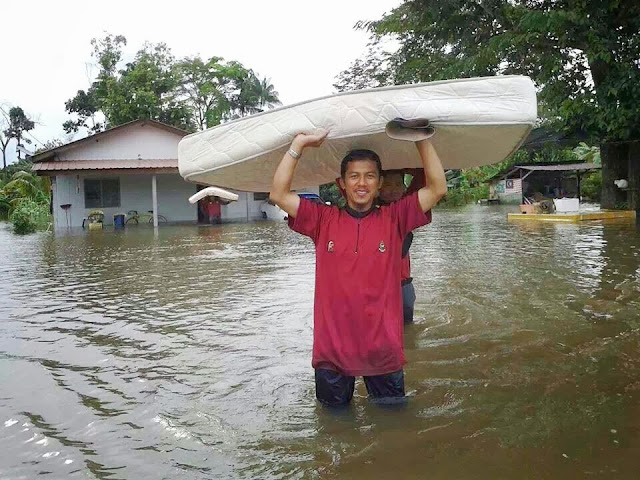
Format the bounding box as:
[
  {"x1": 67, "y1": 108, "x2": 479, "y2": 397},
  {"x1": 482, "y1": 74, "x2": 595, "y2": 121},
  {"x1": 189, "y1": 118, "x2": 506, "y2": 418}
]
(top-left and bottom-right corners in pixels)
[
  {"x1": 1, "y1": 171, "x2": 48, "y2": 208},
  {"x1": 233, "y1": 73, "x2": 281, "y2": 118},
  {"x1": 255, "y1": 77, "x2": 281, "y2": 111}
]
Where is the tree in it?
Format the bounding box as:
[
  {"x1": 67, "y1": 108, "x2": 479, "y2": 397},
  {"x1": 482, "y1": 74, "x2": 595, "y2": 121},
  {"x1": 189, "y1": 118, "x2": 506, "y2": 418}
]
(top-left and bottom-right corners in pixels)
[
  {"x1": 64, "y1": 34, "x2": 127, "y2": 135},
  {"x1": 107, "y1": 42, "x2": 194, "y2": 131},
  {"x1": 341, "y1": 0, "x2": 640, "y2": 208},
  {"x1": 65, "y1": 34, "x2": 282, "y2": 135},
  {"x1": 229, "y1": 68, "x2": 281, "y2": 119},
  {"x1": 5, "y1": 107, "x2": 35, "y2": 160},
  {"x1": 35, "y1": 139, "x2": 65, "y2": 154},
  {"x1": 63, "y1": 87, "x2": 103, "y2": 134},
  {"x1": 1, "y1": 108, "x2": 11, "y2": 170},
  {"x1": 176, "y1": 57, "x2": 281, "y2": 127},
  {"x1": 176, "y1": 56, "x2": 230, "y2": 130},
  {"x1": 64, "y1": 35, "x2": 195, "y2": 133},
  {"x1": 255, "y1": 77, "x2": 281, "y2": 111},
  {"x1": 334, "y1": 44, "x2": 393, "y2": 92}
]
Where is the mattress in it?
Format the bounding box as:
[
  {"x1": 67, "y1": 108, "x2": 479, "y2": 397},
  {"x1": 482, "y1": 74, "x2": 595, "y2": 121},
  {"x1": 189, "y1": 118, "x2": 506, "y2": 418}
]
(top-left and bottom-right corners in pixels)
[{"x1": 178, "y1": 76, "x2": 537, "y2": 192}]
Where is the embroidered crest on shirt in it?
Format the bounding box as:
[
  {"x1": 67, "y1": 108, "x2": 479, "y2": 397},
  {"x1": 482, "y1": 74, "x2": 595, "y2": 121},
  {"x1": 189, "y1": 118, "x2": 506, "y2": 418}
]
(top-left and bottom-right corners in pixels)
[
  {"x1": 378, "y1": 241, "x2": 386, "y2": 253},
  {"x1": 327, "y1": 240, "x2": 334, "y2": 252}
]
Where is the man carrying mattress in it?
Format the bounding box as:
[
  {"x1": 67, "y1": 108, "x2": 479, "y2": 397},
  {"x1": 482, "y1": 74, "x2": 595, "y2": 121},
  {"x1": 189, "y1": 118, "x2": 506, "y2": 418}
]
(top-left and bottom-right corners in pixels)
[
  {"x1": 270, "y1": 130, "x2": 447, "y2": 407},
  {"x1": 378, "y1": 169, "x2": 426, "y2": 325}
]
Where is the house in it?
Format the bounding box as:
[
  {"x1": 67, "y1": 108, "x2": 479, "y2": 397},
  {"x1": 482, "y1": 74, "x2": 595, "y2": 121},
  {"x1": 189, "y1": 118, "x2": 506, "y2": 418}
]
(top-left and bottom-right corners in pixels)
[
  {"x1": 485, "y1": 161, "x2": 601, "y2": 204},
  {"x1": 31, "y1": 119, "x2": 318, "y2": 229}
]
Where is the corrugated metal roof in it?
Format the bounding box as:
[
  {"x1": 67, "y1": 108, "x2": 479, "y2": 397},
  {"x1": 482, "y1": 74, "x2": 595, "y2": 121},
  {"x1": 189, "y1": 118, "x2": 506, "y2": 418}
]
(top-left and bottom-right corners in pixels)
[
  {"x1": 485, "y1": 161, "x2": 601, "y2": 182},
  {"x1": 33, "y1": 159, "x2": 178, "y2": 171},
  {"x1": 519, "y1": 162, "x2": 600, "y2": 171}
]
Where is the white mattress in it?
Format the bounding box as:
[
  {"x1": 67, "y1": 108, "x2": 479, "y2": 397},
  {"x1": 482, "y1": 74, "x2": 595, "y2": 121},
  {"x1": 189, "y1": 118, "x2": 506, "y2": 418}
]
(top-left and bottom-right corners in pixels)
[{"x1": 179, "y1": 76, "x2": 537, "y2": 192}]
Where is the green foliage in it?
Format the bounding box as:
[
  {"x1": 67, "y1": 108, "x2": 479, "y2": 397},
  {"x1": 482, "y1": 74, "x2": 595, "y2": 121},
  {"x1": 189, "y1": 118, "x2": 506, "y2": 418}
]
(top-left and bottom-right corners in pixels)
[
  {"x1": 1, "y1": 169, "x2": 49, "y2": 206},
  {"x1": 573, "y1": 142, "x2": 601, "y2": 165},
  {"x1": 580, "y1": 171, "x2": 602, "y2": 202},
  {"x1": 63, "y1": 88, "x2": 102, "y2": 134},
  {"x1": 0, "y1": 166, "x2": 50, "y2": 230},
  {"x1": 34, "y1": 139, "x2": 64, "y2": 154},
  {"x1": 9, "y1": 198, "x2": 49, "y2": 234},
  {"x1": 438, "y1": 145, "x2": 583, "y2": 206},
  {"x1": 341, "y1": 0, "x2": 640, "y2": 143},
  {"x1": 176, "y1": 57, "x2": 281, "y2": 129},
  {"x1": 441, "y1": 183, "x2": 489, "y2": 207},
  {"x1": 1, "y1": 106, "x2": 35, "y2": 165},
  {"x1": 64, "y1": 34, "x2": 281, "y2": 134},
  {"x1": 319, "y1": 182, "x2": 345, "y2": 207},
  {"x1": 334, "y1": 44, "x2": 393, "y2": 92}
]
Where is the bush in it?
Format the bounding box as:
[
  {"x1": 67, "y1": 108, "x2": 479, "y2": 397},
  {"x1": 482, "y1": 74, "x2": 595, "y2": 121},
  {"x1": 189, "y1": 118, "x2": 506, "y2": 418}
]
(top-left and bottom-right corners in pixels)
[
  {"x1": 580, "y1": 171, "x2": 602, "y2": 202},
  {"x1": 440, "y1": 184, "x2": 489, "y2": 206},
  {"x1": 9, "y1": 199, "x2": 50, "y2": 234}
]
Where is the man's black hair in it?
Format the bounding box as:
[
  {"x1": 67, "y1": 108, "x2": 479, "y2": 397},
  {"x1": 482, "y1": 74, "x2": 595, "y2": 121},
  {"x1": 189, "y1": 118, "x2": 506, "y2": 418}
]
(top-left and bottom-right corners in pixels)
[{"x1": 340, "y1": 149, "x2": 382, "y2": 178}]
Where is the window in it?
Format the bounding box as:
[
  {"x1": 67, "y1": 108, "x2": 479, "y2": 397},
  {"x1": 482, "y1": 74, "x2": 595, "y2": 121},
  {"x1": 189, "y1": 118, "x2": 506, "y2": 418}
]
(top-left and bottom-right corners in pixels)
[
  {"x1": 84, "y1": 178, "x2": 120, "y2": 208},
  {"x1": 253, "y1": 192, "x2": 269, "y2": 201}
]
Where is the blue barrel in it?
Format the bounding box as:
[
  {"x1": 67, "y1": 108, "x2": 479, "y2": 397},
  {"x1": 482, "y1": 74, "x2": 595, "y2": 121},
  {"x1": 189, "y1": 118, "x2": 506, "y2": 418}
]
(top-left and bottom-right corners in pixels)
[{"x1": 114, "y1": 213, "x2": 125, "y2": 228}]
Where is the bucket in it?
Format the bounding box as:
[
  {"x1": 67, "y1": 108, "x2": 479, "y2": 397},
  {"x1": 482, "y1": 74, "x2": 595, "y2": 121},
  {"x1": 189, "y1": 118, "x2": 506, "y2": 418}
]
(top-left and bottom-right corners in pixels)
[{"x1": 114, "y1": 213, "x2": 125, "y2": 228}]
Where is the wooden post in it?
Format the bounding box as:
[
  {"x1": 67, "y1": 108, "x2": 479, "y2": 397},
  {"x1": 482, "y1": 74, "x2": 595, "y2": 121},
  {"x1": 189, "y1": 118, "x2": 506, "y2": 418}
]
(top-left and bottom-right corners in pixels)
[
  {"x1": 576, "y1": 172, "x2": 582, "y2": 202},
  {"x1": 152, "y1": 174, "x2": 158, "y2": 227},
  {"x1": 519, "y1": 168, "x2": 523, "y2": 204},
  {"x1": 628, "y1": 141, "x2": 640, "y2": 211}
]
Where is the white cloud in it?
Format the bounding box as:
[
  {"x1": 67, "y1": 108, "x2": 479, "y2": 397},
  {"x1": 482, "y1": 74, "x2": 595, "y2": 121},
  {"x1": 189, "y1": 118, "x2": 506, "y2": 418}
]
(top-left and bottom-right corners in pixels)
[{"x1": 1, "y1": 0, "x2": 399, "y2": 165}]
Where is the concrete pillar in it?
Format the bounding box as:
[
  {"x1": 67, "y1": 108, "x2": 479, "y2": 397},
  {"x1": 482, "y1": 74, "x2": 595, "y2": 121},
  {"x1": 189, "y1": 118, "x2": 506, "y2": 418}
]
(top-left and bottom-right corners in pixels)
[{"x1": 152, "y1": 174, "x2": 158, "y2": 227}]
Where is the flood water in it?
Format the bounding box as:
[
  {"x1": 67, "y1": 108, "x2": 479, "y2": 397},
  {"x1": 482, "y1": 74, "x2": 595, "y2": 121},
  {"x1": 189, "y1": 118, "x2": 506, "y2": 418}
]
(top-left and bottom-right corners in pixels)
[{"x1": 1, "y1": 206, "x2": 639, "y2": 479}]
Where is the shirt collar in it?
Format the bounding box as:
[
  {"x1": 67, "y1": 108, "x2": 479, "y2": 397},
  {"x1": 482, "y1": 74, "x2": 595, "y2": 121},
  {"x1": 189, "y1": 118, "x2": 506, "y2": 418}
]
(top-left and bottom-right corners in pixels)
[{"x1": 343, "y1": 204, "x2": 377, "y2": 219}]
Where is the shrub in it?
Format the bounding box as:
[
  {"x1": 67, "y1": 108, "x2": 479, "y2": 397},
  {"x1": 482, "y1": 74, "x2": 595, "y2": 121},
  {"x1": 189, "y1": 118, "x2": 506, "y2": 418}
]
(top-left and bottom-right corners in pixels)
[
  {"x1": 580, "y1": 171, "x2": 602, "y2": 202},
  {"x1": 440, "y1": 184, "x2": 489, "y2": 206},
  {"x1": 9, "y1": 199, "x2": 50, "y2": 234}
]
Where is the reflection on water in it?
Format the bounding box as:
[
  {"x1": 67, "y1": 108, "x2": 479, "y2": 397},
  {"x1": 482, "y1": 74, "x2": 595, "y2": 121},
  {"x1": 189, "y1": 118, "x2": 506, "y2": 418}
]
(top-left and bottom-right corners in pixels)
[{"x1": 1, "y1": 207, "x2": 639, "y2": 479}]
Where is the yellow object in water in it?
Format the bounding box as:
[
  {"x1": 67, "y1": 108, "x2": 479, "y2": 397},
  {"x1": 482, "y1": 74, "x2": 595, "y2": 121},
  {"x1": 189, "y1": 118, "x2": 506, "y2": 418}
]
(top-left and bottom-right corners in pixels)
[
  {"x1": 88, "y1": 222, "x2": 103, "y2": 230},
  {"x1": 507, "y1": 210, "x2": 636, "y2": 223}
]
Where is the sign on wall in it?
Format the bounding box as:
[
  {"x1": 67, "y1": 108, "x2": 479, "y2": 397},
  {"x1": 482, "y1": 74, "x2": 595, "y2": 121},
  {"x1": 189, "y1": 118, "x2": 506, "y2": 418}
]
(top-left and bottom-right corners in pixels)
[{"x1": 505, "y1": 178, "x2": 522, "y2": 193}]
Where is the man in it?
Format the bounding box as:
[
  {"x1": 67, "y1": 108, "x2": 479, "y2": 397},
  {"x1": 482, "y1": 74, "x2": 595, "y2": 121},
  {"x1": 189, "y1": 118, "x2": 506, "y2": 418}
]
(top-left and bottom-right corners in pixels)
[
  {"x1": 207, "y1": 197, "x2": 223, "y2": 224},
  {"x1": 378, "y1": 169, "x2": 426, "y2": 324},
  {"x1": 269, "y1": 130, "x2": 446, "y2": 407}
]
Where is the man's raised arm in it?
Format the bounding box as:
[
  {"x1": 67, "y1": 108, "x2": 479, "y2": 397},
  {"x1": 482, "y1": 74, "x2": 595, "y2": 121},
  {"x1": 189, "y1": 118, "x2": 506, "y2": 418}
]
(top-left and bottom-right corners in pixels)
[
  {"x1": 416, "y1": 140, "x2": 448, "y2": 212},
  {"x1": 269, "y1": 130, "x2": 328, "y2": 219}
]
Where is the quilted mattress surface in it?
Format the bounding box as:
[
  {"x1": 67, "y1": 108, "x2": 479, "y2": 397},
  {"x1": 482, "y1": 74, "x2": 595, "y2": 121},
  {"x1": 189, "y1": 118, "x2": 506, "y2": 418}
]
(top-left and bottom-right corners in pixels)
[{"x1": 178, "y1": 76, "x2": 537, "y2": 192}]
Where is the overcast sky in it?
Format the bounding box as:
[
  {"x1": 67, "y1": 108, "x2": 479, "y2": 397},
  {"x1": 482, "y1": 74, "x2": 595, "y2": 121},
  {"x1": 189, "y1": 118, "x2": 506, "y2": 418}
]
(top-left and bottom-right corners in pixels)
[{"x1": 1, "y1": 0, "x2": 400, "y2": 164}]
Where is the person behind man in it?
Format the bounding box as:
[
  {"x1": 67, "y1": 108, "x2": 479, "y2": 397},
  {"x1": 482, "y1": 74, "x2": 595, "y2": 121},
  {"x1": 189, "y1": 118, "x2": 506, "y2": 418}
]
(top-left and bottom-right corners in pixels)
[
  {"x1": 378, "y1": 169, "x2": 426, "y2": 324},
  {"x1": 269, "y1": 130, "x2": 447, "y2": 407}
]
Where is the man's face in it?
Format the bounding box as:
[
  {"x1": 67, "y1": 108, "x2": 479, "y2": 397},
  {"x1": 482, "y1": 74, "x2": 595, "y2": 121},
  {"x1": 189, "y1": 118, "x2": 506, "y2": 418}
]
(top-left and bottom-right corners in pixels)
[
  {"x1": 379, "y1": 173, "x2": 406, "y2": 203},
  {"x1": 339, "y1": 159, "x2": 382, "y2": 211}
]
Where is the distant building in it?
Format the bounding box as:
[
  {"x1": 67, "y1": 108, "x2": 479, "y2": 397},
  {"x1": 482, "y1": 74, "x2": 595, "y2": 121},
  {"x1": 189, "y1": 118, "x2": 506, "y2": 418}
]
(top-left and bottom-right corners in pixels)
[
  {"x1": 486, "y1": 162, "x2": 601, "y2": 204},
  {"x1": 32, "y1": 119, "x2": 318, "y2": 229}
]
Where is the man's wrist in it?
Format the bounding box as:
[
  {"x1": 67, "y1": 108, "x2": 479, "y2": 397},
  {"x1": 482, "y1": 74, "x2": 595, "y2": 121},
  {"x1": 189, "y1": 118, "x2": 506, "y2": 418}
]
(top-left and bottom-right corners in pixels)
[{"x1": 291, "y1": 140, "x2": 305, "y2": 155}]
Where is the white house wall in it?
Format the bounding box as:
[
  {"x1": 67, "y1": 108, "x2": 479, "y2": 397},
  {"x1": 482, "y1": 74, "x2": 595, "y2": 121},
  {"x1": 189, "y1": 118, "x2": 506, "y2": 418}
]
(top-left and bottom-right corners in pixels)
[
  {"x1": 58, "y1": 124, "x2": 182, "y2": 161},
  {"x1": 220, "y1": 187, "x2": 320, "y2": 222},
  {"x1": 52, "y1": 173, "x2": 197, "y2": 228}
]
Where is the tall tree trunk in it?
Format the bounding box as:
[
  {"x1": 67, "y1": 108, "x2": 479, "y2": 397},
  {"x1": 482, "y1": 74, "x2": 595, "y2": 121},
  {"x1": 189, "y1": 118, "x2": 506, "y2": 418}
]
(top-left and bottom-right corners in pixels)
[
  {"x1": 628, "y1": 141, "x2": 640, "y2": 211},
  {"x1": 600, "y1": 142, "x2": 628, "y2": 209}
]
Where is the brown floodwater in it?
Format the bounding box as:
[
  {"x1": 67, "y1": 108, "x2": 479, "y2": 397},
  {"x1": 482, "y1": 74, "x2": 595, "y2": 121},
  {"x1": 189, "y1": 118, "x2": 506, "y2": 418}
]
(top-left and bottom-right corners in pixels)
[{"x1": 1, "y1": 206, "x2": 639, "y2": 479}]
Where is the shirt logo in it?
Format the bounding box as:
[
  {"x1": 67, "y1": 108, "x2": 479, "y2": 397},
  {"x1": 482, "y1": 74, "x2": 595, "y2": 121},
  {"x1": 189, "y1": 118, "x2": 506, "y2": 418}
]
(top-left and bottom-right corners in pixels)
[
  {"x1": 378, "y1": 241, "x2": 386, "y2": 253},
  {"x1": 327, "y1": 240, "x2": 334, "y2": 252}
]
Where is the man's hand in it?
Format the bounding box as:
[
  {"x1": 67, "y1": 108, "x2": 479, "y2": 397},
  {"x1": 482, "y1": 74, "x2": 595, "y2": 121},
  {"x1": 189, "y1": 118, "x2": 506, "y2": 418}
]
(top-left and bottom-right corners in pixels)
[
  {"x1": 291, "y1": 129, "x2": 329, "y2": 152},
  {"x1": 270, "y1": 129, "x2": 330, "y2": 219}
]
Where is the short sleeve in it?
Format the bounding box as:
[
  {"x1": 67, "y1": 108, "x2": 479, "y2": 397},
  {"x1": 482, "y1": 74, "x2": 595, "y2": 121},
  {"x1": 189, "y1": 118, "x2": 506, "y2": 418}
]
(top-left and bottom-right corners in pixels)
[
  {"x1": 287, "y1": 198, "x2": 325, "y2": 244},
  {"x1": 391, "y1": 192, "x2": 432, "y2": 238}
]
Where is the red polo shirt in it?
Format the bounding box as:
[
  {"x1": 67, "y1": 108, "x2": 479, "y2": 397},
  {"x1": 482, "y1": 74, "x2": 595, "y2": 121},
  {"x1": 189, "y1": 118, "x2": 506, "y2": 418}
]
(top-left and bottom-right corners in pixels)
[{"x1": 288, "y1": 192, "x2": 431, "y2": 376}]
